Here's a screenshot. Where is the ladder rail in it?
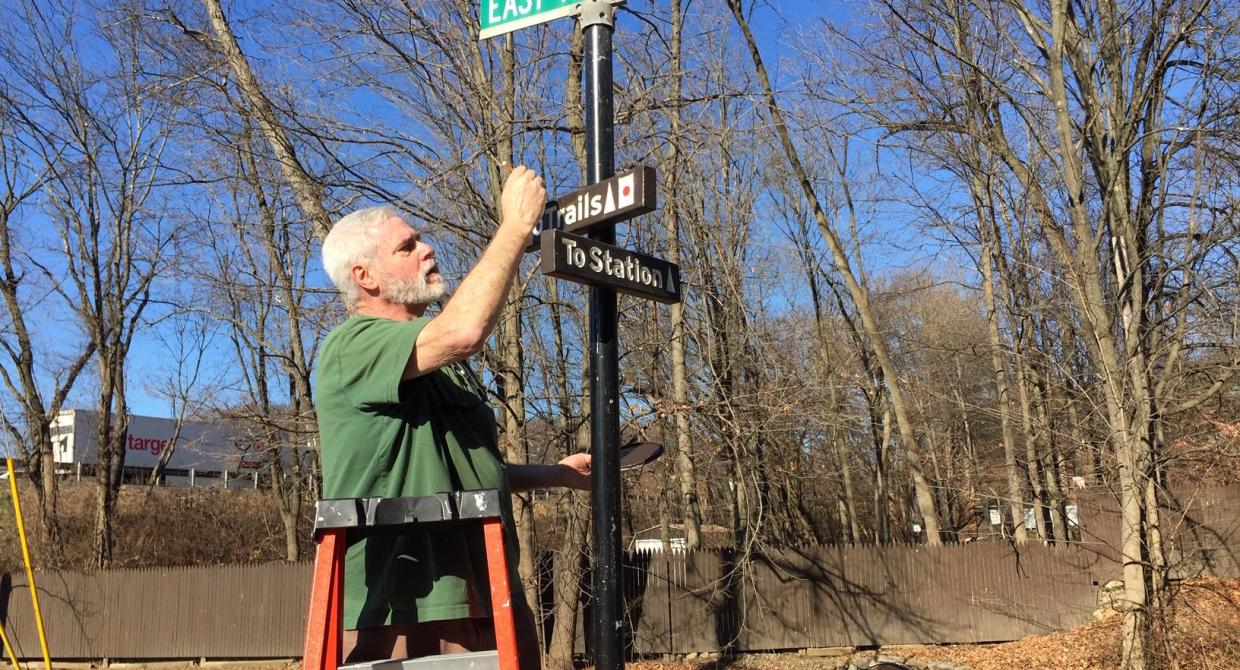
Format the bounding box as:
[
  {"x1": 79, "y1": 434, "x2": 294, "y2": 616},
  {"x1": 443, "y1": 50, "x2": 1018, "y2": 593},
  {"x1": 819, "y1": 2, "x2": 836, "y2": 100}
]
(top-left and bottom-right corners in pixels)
[{"x1": 302, "y1": 490, "x2": 518, "y2": 670}]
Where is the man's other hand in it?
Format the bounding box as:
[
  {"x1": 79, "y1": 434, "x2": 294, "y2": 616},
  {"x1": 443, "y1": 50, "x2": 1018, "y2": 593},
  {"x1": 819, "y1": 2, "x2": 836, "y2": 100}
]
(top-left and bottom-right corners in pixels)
[
  {"x1": 556, "y1": 453, "x2": 592, "y2": 490},
  {"x1": 500, "y1": 165, "x2": 546, "y2": 233}
]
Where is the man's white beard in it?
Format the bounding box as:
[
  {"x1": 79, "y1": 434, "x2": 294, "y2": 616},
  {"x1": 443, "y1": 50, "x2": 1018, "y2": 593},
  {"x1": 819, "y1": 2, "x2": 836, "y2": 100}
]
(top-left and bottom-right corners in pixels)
[{"x1": 383, "y1": 266, "x2": 448, "y2": 306}]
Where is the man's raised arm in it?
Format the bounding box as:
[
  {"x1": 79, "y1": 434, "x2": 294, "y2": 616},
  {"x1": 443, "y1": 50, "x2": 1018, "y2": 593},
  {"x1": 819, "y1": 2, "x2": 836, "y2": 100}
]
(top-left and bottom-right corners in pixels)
[{"x1": 404, "y1": 166, "x2": 545, "y2": 379}]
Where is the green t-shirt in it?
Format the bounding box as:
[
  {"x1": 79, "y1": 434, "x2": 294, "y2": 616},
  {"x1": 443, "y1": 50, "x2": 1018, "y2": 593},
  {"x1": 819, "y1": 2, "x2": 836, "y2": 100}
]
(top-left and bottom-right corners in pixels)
[{"x1": 315, "y1": 315, "x2": 511, "y2": 628}]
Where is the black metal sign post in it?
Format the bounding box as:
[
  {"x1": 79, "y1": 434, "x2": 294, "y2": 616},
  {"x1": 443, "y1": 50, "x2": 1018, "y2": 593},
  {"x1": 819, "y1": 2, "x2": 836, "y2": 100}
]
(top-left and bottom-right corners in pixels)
[
  {"x1": 481, "y1": 2, "x2": 653, "y2": 668},
  {"x1": 581, "y1": 10, "x2": 624, "y2": 670},
  {"x1": 580, "y1": 2, "x2": 622, "y2": 670}
]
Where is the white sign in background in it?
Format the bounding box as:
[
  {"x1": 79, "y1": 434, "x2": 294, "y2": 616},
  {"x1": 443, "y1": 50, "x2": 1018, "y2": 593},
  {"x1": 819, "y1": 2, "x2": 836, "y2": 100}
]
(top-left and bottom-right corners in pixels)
[{"x1": 52, "y1": 409, "x2": 260, "y2": 472}]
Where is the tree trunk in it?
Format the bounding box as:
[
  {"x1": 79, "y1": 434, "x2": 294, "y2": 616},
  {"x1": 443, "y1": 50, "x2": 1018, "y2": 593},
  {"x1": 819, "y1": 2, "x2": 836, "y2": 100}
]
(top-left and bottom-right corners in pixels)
[
  {"x1": 663, "y1": 0, "x2": 702, "y2": 551},
  {"x1": 39, "y1": 440, "x2": 61, "y2": 557},
  {"x1": 1032, "y1": 354, "x2": 1069, "y2": 543},
  {"x1": 1012, "y1": 338, "x2": 1050, "y2": 543},
  {"x1": 871, "y1": 393, "x2": 892, "y2": 543},
  {"x1": 201, "y1": 0, "x2": 333, "y2": 240},
  {"x1": 833, "y1": 428, "x2": 862, "y2": 543},
  {"x1": 93, "y1": 363, "x2": 129, "y2": 568},
  {"x1": 545, "y1": 28, "x2": 589, "y2": 669},
  {"x1": 485, "y1": 32, "x2": 537, "y2": 604},
  {"x1": 546, "y1": 491, "x2": 588, "y2": 670}
]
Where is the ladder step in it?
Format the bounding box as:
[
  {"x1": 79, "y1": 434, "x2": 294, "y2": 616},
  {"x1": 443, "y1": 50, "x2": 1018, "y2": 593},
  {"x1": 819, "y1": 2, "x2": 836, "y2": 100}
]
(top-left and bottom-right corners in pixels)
[
  {"x1": 340, "y1": 650, "x2": 500, "y2": 670},
  {"x1": 314, "y1": 490, "x2": 505, "y2": 536}
]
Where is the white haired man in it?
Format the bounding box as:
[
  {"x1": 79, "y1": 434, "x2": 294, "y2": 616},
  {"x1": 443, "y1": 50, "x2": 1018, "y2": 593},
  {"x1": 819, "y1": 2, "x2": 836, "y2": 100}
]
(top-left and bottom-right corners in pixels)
[{"x1": 315, "y1": 166, "x2": 589, "y2": 668}]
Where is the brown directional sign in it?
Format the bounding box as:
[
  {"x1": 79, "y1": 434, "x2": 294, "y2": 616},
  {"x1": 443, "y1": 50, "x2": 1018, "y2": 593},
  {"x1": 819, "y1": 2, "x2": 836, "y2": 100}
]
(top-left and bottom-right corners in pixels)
[
  {"x1": 558, "y1": 166, "x2": 657, "y2": 234},
  {"x1": 540, "y1": 231, "x2": 681, "y2": 304},
  {"x1": 526, "y1": 166, "x2": 657, "y2": 251}
]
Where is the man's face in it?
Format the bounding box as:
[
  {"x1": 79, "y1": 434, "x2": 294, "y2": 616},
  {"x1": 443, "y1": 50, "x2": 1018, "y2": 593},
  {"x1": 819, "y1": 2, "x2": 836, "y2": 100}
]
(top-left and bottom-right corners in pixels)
[{"x1": 370, "y1": 214, "x2": 447, "y2": 306}]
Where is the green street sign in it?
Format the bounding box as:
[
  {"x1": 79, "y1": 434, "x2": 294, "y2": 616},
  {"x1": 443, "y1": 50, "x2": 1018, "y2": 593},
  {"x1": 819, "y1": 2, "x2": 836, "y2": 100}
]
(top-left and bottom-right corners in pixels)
[{"x1": 479, "y1": 0, "x2": 579, "y2": 40}]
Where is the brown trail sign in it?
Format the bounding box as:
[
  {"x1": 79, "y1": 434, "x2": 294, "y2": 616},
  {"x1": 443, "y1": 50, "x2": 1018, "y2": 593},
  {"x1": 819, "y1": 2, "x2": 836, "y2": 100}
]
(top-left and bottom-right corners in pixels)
[
  {"x1": 527, "y1": 165, "x2": 657, "y2": 251},
  {"x1": 540, "y1": 230, "x2": 681, "y2": 304}
]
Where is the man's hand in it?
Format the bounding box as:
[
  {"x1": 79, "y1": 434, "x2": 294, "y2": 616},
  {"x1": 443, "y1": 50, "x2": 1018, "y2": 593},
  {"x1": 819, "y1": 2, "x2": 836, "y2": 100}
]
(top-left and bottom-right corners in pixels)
[
  {"x1": 499, "y1": 165, "x2": 546, "y2": 234},
  {"x1": 506, "y1": 453, "x2": 592, "y2": 492},
  {"x1": 555, "y1": 452, "x2": 592, "y2": 490}
]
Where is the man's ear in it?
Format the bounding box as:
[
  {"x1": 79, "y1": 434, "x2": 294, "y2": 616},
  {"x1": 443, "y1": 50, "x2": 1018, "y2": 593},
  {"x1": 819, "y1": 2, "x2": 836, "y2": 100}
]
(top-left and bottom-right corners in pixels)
[{"x1": 352, "y1": 264, "x2": 379, "y2": 292}]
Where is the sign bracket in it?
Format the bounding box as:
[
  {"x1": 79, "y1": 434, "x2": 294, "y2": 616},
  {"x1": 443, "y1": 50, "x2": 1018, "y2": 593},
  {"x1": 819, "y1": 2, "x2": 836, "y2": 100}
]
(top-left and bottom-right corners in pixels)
[{"x1": 577, "y1": 0, "x2": 618, "y2": 29}]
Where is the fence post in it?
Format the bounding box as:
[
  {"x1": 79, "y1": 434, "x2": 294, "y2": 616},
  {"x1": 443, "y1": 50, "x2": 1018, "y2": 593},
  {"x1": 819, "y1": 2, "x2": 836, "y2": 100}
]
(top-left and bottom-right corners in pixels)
[{"x1": 665, "y1": 549, "x2": 672, "y2": 655}]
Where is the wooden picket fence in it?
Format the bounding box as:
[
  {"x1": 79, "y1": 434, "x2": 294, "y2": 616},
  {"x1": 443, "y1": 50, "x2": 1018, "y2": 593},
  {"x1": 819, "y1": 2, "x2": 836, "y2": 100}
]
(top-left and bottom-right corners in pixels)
[
  {"x1": 611, "y1": 541, "x2": 1100, "y2": 654},
  {"x1": 1, "y1": 542, "x2": 1099, "y2": 660},
  {"x1": 3, "y1": 485, "x2": 1238, "y2": 660}
]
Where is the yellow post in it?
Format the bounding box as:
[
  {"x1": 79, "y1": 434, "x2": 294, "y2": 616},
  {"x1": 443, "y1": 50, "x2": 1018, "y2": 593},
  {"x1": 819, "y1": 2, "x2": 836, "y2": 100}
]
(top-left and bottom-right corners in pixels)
[
  {"x1": 0, "y1": 619, "x2": 22, "y2": 670},
  {"x1": 5, "y1": 458, "x2": 51, "y2": 670}
]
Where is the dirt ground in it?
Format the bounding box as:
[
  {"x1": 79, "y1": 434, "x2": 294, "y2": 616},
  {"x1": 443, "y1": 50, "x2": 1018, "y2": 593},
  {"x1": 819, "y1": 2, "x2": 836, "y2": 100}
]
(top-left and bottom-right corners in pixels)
[{"x1": 22, "y1": 578, "x2": 1240, "y2": 670}]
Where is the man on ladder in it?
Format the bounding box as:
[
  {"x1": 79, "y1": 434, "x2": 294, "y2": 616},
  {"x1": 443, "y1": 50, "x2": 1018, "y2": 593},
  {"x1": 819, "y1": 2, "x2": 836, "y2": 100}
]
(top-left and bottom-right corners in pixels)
[{"x1": 315, "y1": 165, "x2": 590, "y2": 670}]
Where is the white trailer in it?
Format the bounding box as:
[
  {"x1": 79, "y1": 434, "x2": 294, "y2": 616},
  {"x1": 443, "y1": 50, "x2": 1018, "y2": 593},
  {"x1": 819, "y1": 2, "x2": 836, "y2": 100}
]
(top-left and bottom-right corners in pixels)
[{"x1": 51, "y1": 409, "x2": 267, "y2": 476}]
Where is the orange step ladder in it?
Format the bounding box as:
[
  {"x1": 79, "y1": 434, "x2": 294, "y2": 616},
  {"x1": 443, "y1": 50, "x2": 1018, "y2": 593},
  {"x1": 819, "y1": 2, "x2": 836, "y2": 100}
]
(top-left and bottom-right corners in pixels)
[{"x1": 302, "y1": 490, "x2": 520, "y2": 670}]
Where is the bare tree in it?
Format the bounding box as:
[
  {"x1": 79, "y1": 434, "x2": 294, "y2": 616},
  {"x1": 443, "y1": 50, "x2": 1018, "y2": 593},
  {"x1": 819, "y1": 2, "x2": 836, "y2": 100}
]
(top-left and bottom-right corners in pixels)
[
  {"x1": 0, "y1": 79, "x2": 95, "y2": 564},
  {"x1": 661, "y1": 0, "x2": 704, "y2": 552},
  {"x1": 7, "y1": 0, "x2": 178, "y2": 566},
  {"x1": 143, "y1": 311, "x2": 222, "y2": 489},
  {"x1": 199, "y1": 0, "x2": 333, "y2": 241},
  {"x1": 838, "y1": 0, "x2": 1238, "y2": 663},
  {"x1": 728, "y1": 0, "x2": 945, "y2": 543}
]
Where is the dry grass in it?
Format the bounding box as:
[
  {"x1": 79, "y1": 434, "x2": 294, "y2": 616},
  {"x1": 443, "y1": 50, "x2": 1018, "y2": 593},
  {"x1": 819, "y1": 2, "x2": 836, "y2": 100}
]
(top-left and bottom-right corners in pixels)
[{"x1": 0, "y1": 479, "x2": 305, "y2": 572}]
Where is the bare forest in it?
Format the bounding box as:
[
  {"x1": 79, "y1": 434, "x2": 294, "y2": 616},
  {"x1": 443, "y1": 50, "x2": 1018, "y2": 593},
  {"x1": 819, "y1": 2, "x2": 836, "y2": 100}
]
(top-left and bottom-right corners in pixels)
[{"x1": 0, "y1": 1, "x2": 1236, "y2": 669}]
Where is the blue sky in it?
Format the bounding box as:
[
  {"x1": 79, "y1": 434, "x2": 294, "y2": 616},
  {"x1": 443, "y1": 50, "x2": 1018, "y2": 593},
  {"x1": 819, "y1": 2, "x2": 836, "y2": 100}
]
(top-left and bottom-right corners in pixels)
[{"x1": 26, "y1": 0, "x2": 961, "y2": 420}]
